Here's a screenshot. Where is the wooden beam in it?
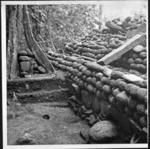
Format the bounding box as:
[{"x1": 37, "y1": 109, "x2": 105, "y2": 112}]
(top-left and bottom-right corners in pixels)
[{"x1": 97, "y1": 33, "x2": 146, "y2": 65}]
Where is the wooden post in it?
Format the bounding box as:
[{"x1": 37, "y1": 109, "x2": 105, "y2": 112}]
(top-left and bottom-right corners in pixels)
[{"x1": 97, "y1": 33, "x2": 146, "y2": 65}]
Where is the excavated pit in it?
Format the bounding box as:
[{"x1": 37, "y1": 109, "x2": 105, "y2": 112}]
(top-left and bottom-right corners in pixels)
[
  {"x1": 7, "y1": 75, "x2": 89, "y2": 145},
  {"x1": 7, "y1": 74, "x2": 147, "y2": 144}
]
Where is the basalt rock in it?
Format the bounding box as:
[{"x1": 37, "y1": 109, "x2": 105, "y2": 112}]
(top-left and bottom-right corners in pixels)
[
  {"x1": 38, "y1": 66, "x2": 46, "y2": 73},
  {"x1": 20, "y1": 61, "x2": 31, "y2": 72},
  {"x1": 89, "y1": 120, "x2": 118, "y2": 142},
  {"x1": 19, "y1": 56, "x2": 31, "y2": 61}
]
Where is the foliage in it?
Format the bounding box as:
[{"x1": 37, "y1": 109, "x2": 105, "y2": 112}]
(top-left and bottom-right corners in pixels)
[{"x1": 29, "y1": 5, "x2": 101, "y2": 52}]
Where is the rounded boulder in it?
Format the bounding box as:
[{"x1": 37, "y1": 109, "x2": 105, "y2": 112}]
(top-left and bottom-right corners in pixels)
[{"x1": 89, "y1": 120, "x2": 118, "y2": 142}]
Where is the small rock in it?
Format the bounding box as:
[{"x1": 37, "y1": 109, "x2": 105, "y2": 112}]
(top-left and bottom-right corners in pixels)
[
  {"x1": 80, "y1": 129, "x2": 89, "y2": 142},
  {"x1": 72, "y1": 83, "x2": 80, "y2": 94},
  {"x1": 20, "y1": 61, "x2": 31, "y2": 72},
  {"x1": 81, "y1": 105, "x2": 87, "y2": 113},
  {"x1": 24, "y1": 74, "x2": 32, "y2": 78},
  {"x1": 32, "y1": 61, "x2": 38, "y2": 69},
  {"x1": 80, "y1": 113, "x2": 87, "y2": 119},
  {"x1": 86, "y1": 114, "x2": 97, "y2": 126},
  {"x1": 16, "y1": 133, "x2": 36, "y2": 145},
  {"x1": 81, "y1": 90, "x2": 93, "y2": 109},
  {"x1": 68, "y1": 100, "x2": 78, "y2": 113},
  {"x1": 19, "y1": 56, "x2": 31, "y2": 61},
  {"x1": 84, "y1": 109, "x2": 93, "y2": 115},
  {"x1": 20, "y1": 71, "x2": 28, "y2": 77},
  {"x1": 133, "y1": 45, "x2": 145, "y2": 53},
  {"x1": 89, "y1": 120, "x2": 118, "y2": 142},
  {"x1": 18, "y1": 50, "x2": 28, "y2": 56},
  {"x1": 68, "y1": 95, "x2": 81, "y2": 105},
  {"x1": 38, "y1": 66, "x2": 46, "y2": 73},
  {"x1": 26, "y1": 48, "x2": 33, "y2": 56}
]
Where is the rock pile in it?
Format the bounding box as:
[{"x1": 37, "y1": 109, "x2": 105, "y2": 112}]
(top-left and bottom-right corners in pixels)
[{"x1": 18, "y1": 48, "x2": 46, "y2": 77}]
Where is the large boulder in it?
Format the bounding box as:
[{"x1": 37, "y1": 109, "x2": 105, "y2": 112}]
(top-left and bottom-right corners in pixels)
[{"x1": 89, "y1": 120, "x2": 118, "y2": 142}]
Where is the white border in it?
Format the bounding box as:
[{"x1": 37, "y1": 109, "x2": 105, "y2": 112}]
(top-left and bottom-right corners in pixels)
[
  {"x1": 1, "y1": 1, "x2": 149, "y2": 149},
  {"x1": 1, "y1": 0, "x2": 148, "y2": 5}
]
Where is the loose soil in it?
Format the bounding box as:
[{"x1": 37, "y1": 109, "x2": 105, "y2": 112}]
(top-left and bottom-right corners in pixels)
[{"x1": 7, "y1": 101, "x2": 89, "y2": 145}]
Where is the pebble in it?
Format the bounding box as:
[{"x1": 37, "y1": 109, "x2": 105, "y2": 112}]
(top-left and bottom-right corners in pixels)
[{"x1": 16, "y1": 133, "x2": 36, "y2": 145}]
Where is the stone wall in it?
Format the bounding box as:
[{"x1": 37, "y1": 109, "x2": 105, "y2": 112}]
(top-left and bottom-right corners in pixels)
[
  {"x1": 18, "y1": 49, "x2": 46, "y2": 77},
  {"x1": 47, "y1": 51, "x2": 147, "y2": 139}
]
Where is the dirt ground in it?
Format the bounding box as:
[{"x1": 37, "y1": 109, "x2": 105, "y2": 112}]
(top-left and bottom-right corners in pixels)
[{"x1": 7, "y1": 101, "x2": 89, "y2": 145}]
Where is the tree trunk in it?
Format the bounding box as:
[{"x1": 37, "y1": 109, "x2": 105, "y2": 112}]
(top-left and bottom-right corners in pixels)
[
  {"x1": 7, "y1": 6, "x2": 19, "y2": 79},
  {"x1": 23, "y1": 5, "x2": 54, "y2": 73}
]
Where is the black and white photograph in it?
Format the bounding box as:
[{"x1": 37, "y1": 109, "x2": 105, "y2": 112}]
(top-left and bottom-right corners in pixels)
[{"x1": 1, "y1": 0, "x2": 149, "y2": 148}]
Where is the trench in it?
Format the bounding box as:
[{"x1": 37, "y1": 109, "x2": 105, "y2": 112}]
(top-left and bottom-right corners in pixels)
[
  {"x1": 7, "y1": 102, "x2": 90, "y2": 144},
  {"x1": 7, "y1": 75, "x2": 89, "y2": 145}
]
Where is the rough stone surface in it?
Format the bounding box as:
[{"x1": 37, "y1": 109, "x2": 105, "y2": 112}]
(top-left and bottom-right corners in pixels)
[
  {"x1": 20, "y1": 61, "x2": 31, "y2": 72},
  {"x1": 133, "y1": 45, "x2": 145, "y2": 53},
  {"x1": 15, "y1": 133, "x2": 36, "y2": 145},
  {"x1": 89, "y1": 120, "x2": 118, "y2": 142},
  {"x1": 19, "y1": 56, "x2": 31, "y2": 61},
  {"x1": 81, "y1": 90, "x2": 93, "y2": 109},
  {"x1": 26, "y1": 48, "x2": 34, "y2": 56},
  {"x1": 38, "y1": 66, "x2": 46, "y2": 73},
  {"x1": 20, "y1": 71, "x2": 28, "y2": 76},
  {"x1": 18, "y1": 50, "x2": 28, "y2": 56}
]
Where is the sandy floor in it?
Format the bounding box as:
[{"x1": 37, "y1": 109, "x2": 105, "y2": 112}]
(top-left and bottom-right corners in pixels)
[{"x1": 7, "y1": 102, "x2": 89, "y2": 145}]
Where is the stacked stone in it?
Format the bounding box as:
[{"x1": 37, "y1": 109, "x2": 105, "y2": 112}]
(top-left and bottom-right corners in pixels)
[
  {"x1": 112, "y1": 44, "x2": 147, "y2": 75},
  {"x1": 65, "y1": 15, "x2": 146, "y2": 60},
  {"x1": 65, "y1": 31, "x2": 126, "y2": 60},
  {"x1": 18, "y1": 49, "x2": 46, "y2": 77},
  {"x1": 47, "y1": 51, "x2": 147, "y2": 135},
  {"x1": 65, "y1": 16, "x2": 146, "y2": 75}
]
